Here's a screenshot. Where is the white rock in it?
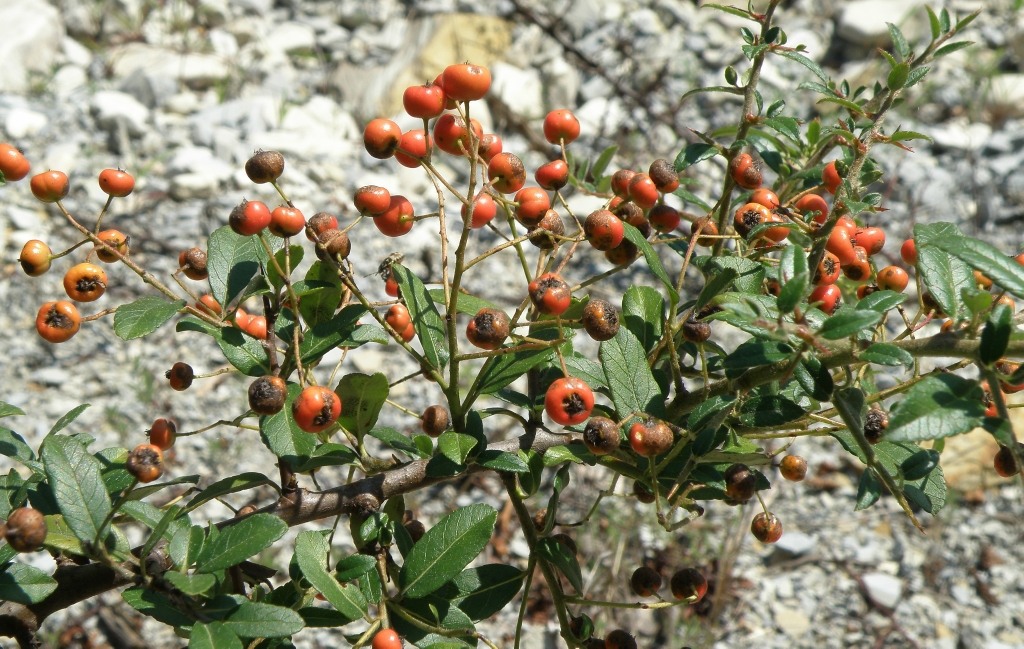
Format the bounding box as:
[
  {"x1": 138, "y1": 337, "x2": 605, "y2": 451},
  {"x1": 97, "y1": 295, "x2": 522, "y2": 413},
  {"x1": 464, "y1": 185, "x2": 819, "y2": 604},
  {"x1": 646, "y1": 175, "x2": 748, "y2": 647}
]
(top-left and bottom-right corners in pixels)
[
  {"x1": 4, "y1": 108, "x2": 49, "y2": 139},
  {"x1": 91, "y1": 90, "x2": 151, "y2": 136},
  {"x1": 62, "y1": 36, "x2": 93, "y2": 68},
  {"x1": 774, "y1": 605, "x2": 811, "y2": 638},
  {"x1": 266, "y1": 21, "x2": 317, "y2": 55},
  {"x1": 862, "y1": 572, "x2": 903, "y2": 609},
  {"x1": 0, "y1": 0, "x2": 63, "y2": 93},
  {"x1": 208, "y1": 29, "x2": 240, "y2": 59},
  {"x1": 491, "y1": 62, "x2": 543, "y2": 119},
  {"x1": 52, "y1": 65, "x2": 89, "y2": 101},
  {"x1": 836, "y1": 0, "x2": 928, "y2": 46},
  {"x1": 986, "y1": 74, "x2": 1024, "y2": 118},
  {"x1": 108, "y1": 43, "x2": 232, "y2": 89},
  {"x1": 773, "y1": 531, "x2": 817, "y2": 558},
  {"x1": 930, "y1": 120, "x2": 993, "y2": 151}
]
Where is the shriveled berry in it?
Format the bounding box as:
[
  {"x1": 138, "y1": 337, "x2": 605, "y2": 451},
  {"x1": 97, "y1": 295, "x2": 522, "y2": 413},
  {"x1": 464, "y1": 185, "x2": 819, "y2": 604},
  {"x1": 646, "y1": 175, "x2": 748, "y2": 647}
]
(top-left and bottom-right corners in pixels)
[
  {"x1": 127, "y1": 444, "x2": 164, "y2": 483},
  {"x1": 863, "y1": 407, "x2": 889, "y2": 444},
  {"x1": 582, "y1": 416, "x2": 620, "y2": 455},
  {"x1": 993, "y1": 443, "x2": 1022, "y2": 478},
  {"x1": 466, "y1": 308, "x2": 511, "y2": 350},
  {"x1": 179, "y1": 247, "x2": 208, "y2": 280},
  {"x1": 724, "y1": 463, "x2": 756, "y2": 501},
  {"x1": 245, "y1": 150, "x2": 285, "y2": 184},
  {"x1": 527, "y1": 209, "x2": 565, "y2": 249},
  {"x1": 681, "y1": 317, "x2": 711, "y2": 343},
  {"x1": 604, "y1": 629, "x2": 637, "y2": 649},
  {"x1": 648, "y1": 158, "x2": 679, "y2": 192},
  {"x1": 166, "y1": 362, "x2": 194, "y2": 391},
  {"x1": 628, "y1": 418, "x2": 674, "y2": 457},
  {"x1": 581, "y1": 298, "x2": 619, "y2": 341},
  {"x1": 249, "y1": 375, "x2": 287, "y2": 415}
]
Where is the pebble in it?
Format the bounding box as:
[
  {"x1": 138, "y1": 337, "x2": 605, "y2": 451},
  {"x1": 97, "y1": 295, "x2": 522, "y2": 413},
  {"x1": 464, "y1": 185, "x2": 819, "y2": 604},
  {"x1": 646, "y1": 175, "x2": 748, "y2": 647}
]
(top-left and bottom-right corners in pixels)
[
  {"x1": 861, "y1": 572, "x2": 903, "y2": 610},
  {"x1": 0, "y1": 0, "x2": 63, "y2": 93}
]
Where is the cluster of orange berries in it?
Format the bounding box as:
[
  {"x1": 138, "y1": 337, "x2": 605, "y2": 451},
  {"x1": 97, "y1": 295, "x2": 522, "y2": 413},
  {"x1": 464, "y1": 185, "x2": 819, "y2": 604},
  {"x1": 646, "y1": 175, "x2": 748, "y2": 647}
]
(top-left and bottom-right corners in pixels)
[{"x1": 4, "y1": 144, "x2": 135, "y2": 343}]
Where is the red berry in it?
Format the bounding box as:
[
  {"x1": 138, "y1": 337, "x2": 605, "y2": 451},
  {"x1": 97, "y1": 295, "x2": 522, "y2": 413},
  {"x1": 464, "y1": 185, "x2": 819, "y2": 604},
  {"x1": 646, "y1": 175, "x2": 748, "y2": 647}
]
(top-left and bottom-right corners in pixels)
[
  {"x1": 583, "y1": 209, "x2": 625, "y2": 251},
  {"x1": 395, "y1": 129, "x2": 431, "y2": 168},
  {"x1": 900, "y1": 239, "x2": 917, "y2": 265},
  {"x1": 229, "y1": 199, "x2": 271, "y2": 236},
  {"x1": 795, "y1": 193, "x2": 830, "y2": 224},
  {"x1": 166, "y1": 362, "x2": 194, "y2": 391},
  {"x1": 374, "y1": 195, "x2": 415, "y2": 237},
  {"x1": 96, "y1": 229, "x2": 130, "y2": 263},
  {"x1": 19, "y1": 239, "x2": 51, "y2": 276},
  {"x1": 269, "y1": 205, "x2": 305, "y2": 237},
  {"x1": 363, "y1": 118, "x2": 402, "y2": 159},
  {"x1": 463, "y1": 192, "x2": 497, "y2": 229},
  {"x1": 466, "y1": 308, "x2": 510, "y2": 350},
  {"x1": 63, "y1": 262, "x2": 107, "y2": 302},
  {"x1": 822, "y1": 160, "x2": 841, "y2": 194},
  {"x1": 628, "y1": 418, "x2": 674, "y2": 457},
  {"x1": 30, "y1": 170, "x2": 69, "y2": 202},
  {"x1": 354, "y1": 185, "x2": 392, "y2": 217},
  {"x1": 750, "y1": 511, "x2": 783, "y2": 543},
  {"x1": 528, "y1": 273, "x2": 572, "y2": 315},
  {"x1": 372, "y1": 628, "x2": 402, "y2": 649},
  {"x1": 402, "y1": 82, "x2": 446, "y2": 118},
  {"x1": 292, "y1": 385, "x2": 341, "y2": 433},
  {"x1": 0, "y1": 143, "x2": 30, "y2": 181},
  {"x1": 809, "y1": 283, "x2": 842, "y2": 314},
  {"x1": 542, "y1": 109, "x2": 581, "y2": 145},
  {"x1": 442, "y1": 63, "x2": 491, "y2": 102},
  {"x1": 127, "y1": 444, "x2": 164, "y2": 483},
  {"x1": 514, "y1": 186, "x2": 551, "y2": 227},
  {"x1": 670, "y1": 568, "x2": 708, "y2": 602},
  {"x1": 488, "y1": 152, "x2": 526, "y2": 194},
  {"x1": 627, "y1": 173, "x2": 659, "y2": 210},
  {"x1": 148, "y1": 418, "x2": 177, "y2": 450},
  {"x1": 729, "y1": 153, "x2": 762, "y2": 189},
  {"x1": 876, "y1": 265, "x2": 909, "y2": 293},
  {"x1": 544, "y1": 377, "x2": 595, "y2": 426},
  {"x1": 433, "y1": 114, "x2": 482, "y2": 156},
  {"x1": 98, "y1": 168, "x2": 135, "y2": 197}
]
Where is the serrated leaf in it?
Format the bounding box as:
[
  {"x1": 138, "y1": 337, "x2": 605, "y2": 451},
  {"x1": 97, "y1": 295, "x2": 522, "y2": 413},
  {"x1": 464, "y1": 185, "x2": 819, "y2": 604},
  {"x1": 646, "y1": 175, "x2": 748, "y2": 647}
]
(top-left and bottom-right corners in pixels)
[
  {"x1": 860, "y1": 343, "x2": 914, "y2": 368},
  {"x1": 817, "y1": 309, "x2": 882, "y2": 339},
  {"x1": 207, "y1": 226, "x2": 272, "y2": 307},
  {"x1": 113, "y1": 297, "x2": 186, "y2": 340},
  {"x1": 537, "y1": 537, "x2": 583, "y2": 592},
  {"x1": 885, "y1": 374, "x2": 985, "y2": 442},
  {"x1": 856, "y1": 290, "x2": 906, "y2": 313},
  {"x1": 221, "y1": 601, "x2": 304, "y2": 638},
  {"x1": 673, "y1": 143, "x2": 718, "y2": 171},
  {"x1": 295, "y1": 531, "x2": 368, "y2": 621},
  {"x1": 622, "y1": 286, "x2": 664, "y2": 353},
  {"x1": 600, "y1": 327, "x2": 664, "y2": 418},
  {"x1": 400, "y1": 504, "x2": 497, "y2": 598},
  {"x1": 336, "y1": 373, "x2": 388, "y2": 438},
  {"x1": 763, "y1": 115, "x2": 800, "y2": 141},
  {"x1": 393, "y1": 264, "x2": 449, "y2": 370},
  {"x1": 41, "y1": 435, "x2": 111, "y2": 543},
  {"x1": 189, "y1": 621, "x2": 242, "y2": 649},
  {"x1": 196, "y1": 513, "x2": 287, "y2": 573},
  {"x1": 259, "y1": 383, "x2": 316, "y2": 467},
  {"x1": 621, "y1": 223, "x2": 678, "y2": 302},
  {"x1": 0, "y1": 562, "x2": 57, "y2": 604},
  {"x1": 185, "y1": 473, "x2": 276, "y2": 514}
]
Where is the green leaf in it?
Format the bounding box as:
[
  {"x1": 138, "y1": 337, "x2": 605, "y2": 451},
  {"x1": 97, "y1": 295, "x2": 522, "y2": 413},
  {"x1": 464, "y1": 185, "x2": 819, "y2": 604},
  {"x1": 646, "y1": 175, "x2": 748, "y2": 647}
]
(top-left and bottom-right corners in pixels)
[
  {"x1": 885, "y1": 374, "x2": 985, "y2": 442},
  {"x1": 298, "y1": 305, "x2": 368, "y2": 365},
  {"x1": 736, "y1": 395, "x2": 804, "y2": 427},
  {"x1": 914, "y1": 223, "x2": 974, "y2": 320},
  {"x1": 41, "y1": 435, "x2": 112, "y2": 543},
  {"x1": 722, "y1": 341, "x2": 793, "y2": 377},
  {"x1": 170, "y1": 524, "x2": 205, "y2": 570},
  {"x1": 335, "y1": 553, "x2": 377, "y2": 581},
  {"x1": 622, "y1": 223, "x2": 678, "y2": 302},
  {"x1": 926, "y1": 232, "x2": 1024, "y2": 300},
  {"x1": 0, "y1": 402, "x2": 26, "y2": 418},
  {"x1": 776, "y1": 49, "x2": 828, "y2": 82},
  {"x1": 369, "y1": 427, "x2": 427, "y2": 458},
  {"x1": 695, "y1": 268, "x2": 738, "y2": 312},
  {"x1": 185, "y1": 473, "x2": 277, "y2": 514},
  {"x1": 860, "y1": 343, "x2": 914, "y2": 368},
  {"x1": 122, "y1": 587, "x2": 194, "y2": 627},
  {"x1": 537, "y1": 537, "x2": 583, "y2": 592},
  {"x1": 392, "y1": 264, "x2": 449, "y2": 370},
  {"x1": 113, "y1": 297, "x2": 185, "y2": 340},
  {"x1": 337, "y1": 373, "x2": 389, "y2": 438},
  {"x1": 215, "y1": 326, "x2": 270, "y2": 377},
  {"x1": 890, "y1": 130, "x2": 932, "y2": 143},
  {"x1": 687, "y1": 395, "x2": 736, "y2": 438},
  {"x1": 600, "y1": 327, "x2": 664, "y2": 418},
  {"x1": 196, "y1": 514, "x2": 287, "y2": 573},
  {"x1": 298, "y1": 261, "x2": 343, "y2": 326},
  {"x1": 440, "y1": 564, "x2": 524, "y2": 622},
  {"x1": 926, "y1": 6, "x2": 941, "y2": 38},
  {"x1": 294, "y1": 443, "x2": 360, "y2": 472},
  {"x1": 622, "y1": 286, "x2": 664, "y2": 353},
  {"x1": 475, "y1": 346, "x2": 557, "y2": 395},
  {"x1": 400, "y1": 503, "x2": 497, "y2": 598},
  {"x1": 428, "y1": 288, "x2": 498, "y2": 316},
  {"x1": 189, "y1": 621, "x2": 242, "y2": 649},
  {"x1": 0, "y1": 562, "x2": 58, "y2": 604},
  {"x1": 855, "y1": 469, "x2": 882, "y2": 510},
  {"x1": 295, "y1": 531, "x2": 368, "y2": 621},
  {"x1": 834, "y1": 430, "x2": 948, "y2": 513},
  {"x1": 856, "y1": 290, "x2": 906, "y2": 313},
  {"x1": 47, "y1": 404, "x2": 90, "y2": 438},
  {"x1": 475, "y1": 450, "x2": 529, "y2": 473},
  {"x1": 763, "y1": 116, "x2": 800, "y2": 141},
  {"x1": 266, "y1": 245, "x2": 303, "y2": 290},
  {"x1": 886, "y1": 62, "x2": 910, "y2": 90},
  {"x1": 674, "y1": 143, "x2": 718, "y2": 171},
  {"x1": 817, "y1": 309, "x2": 882, "y2": 339},
  {"x1": 900, "y1": 449, "x2": 940, "y2": 480},
  {"x1": 933, "y1": 41, "x2": 973, "y2": 58},
  {"x1": 887, "y1": 23, "x2": 911, "y2": 58},
  {"x1": 222, "y1": 601, "x2": 304, "y2": 638},
  {"x1": 166, "y1": 572, "x2": 218, "y2": 597},
  {"x1": 563, "y1": 354, "x2": 608, "y2": 391},
  {"x1": 981, "y1": 303, "x2": 1012, "y2": 365},
  {"x1": 207, "y1": 225, "x2": 271, "y2": 307},
  {"x1": 0, "y1": 428, "x2": 37, "y2": 468},
  {"x1": 692, "y1": 255, "x2": 765, "y2": 294},
  {"x1": 438, "y1": 432, "x2": 478, "y2": 466},
  {"x1": 776, "y1": 272, "x2": 808, "y2": 314},
  {"x1": 794, "y1": 357, "x2": 834, "y2": 401},
  {"x1": 259, "y1": 383, "x2": 316, "y2": 467}
]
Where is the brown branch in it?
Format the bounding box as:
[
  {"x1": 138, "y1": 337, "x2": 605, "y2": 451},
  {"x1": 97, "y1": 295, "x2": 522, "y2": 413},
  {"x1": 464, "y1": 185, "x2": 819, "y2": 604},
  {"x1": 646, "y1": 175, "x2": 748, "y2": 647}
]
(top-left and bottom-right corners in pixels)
[{"x1": 0, "y1": 429, "x2": 568, "y2": 644}]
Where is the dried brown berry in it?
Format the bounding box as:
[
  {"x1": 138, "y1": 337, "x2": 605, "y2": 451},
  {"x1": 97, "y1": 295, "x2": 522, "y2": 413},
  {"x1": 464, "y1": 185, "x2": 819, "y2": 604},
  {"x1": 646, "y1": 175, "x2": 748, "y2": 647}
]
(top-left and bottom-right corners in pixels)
[
  {"x1": 4, "y1": 507, "x2": 47, "y2": 552},
  {"x1": 750, "y1": 511, "x2": 783, "y2": 543},
  {"x1": 670, "y1": 567, "x2": 708, "y2": 602},
  {"x1": 779, "y1": 454, "x2": 808, "y2": 481},
  {"x1": 630, "y1": 565, "x2": 663, "y2": 597},
  {"x1": 248, "y1": 376, "x2": 287, "y2": 415},
  {"x1": 179, "y1": 247, "x2": 208, "y2": 281},
  {"x1": 420, "y1": 405, "x2": 450, "y2": 438},
  {"x1": 864, "y1": 407, "x2": 889, "y2": 444},
  {"x1": 166, "y1": 361, "x2": 194, "y2": 391},
  {"x1": 681, "y1": 317, "x2": 711, "y2": 343},
  {"x1": 245, "y1": 149, "x2": 285, "y2": 184},
  {"x1": 582, "y1": 416, "x2": 620, "y2": 455},
  {"x1": 724, "y1": 463, "x2": 756, "y2": 501},
  {"x1": 126, "y1": 444, "x2": 164, "y2": 483},
  {"x1": 581, "y1": 299, "x2": 619, "y2": 341}
]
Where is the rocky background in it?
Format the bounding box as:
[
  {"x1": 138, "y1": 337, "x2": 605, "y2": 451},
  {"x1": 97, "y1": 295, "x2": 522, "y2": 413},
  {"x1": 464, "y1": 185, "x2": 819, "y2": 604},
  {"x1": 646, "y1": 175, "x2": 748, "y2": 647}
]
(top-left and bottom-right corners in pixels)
[{"x1": 1, "y1": 0, "x2": 1023, "y2": 647}]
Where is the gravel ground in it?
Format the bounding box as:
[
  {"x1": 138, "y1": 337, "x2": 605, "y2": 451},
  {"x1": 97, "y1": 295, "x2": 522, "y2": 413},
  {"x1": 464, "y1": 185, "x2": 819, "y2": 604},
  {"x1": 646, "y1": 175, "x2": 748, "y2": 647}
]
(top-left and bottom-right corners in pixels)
[{"x1": 1, "y1": 0, "x2": 1023, "y2": 647}]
